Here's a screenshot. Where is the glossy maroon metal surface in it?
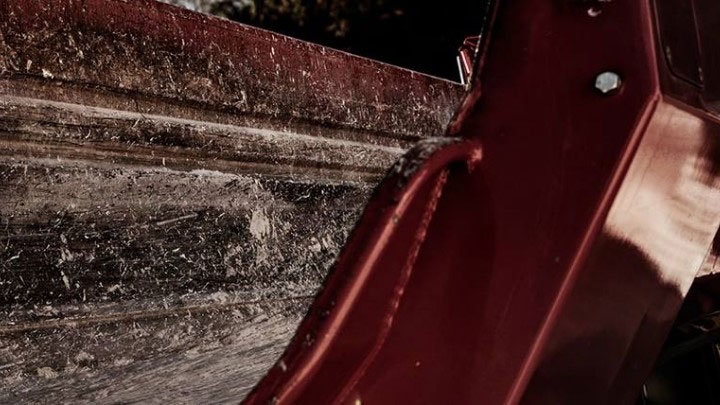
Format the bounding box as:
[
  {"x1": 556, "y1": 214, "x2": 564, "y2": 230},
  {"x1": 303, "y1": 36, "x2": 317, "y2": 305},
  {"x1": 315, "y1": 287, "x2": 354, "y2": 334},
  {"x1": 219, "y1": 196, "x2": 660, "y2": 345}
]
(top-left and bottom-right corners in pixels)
[
  {"x1": 523, "y1": 100, "x2": 720, "y2": 403},
  {"x1": 247, "y1": 0, "x2": 720, "y2": 403}
]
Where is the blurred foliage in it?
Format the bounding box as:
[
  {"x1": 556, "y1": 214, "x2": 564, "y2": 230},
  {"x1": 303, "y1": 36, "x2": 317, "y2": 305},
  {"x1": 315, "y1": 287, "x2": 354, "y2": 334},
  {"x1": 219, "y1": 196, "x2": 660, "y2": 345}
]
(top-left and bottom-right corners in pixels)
[
  {"x1": 209, "y1": 0, "x2": 397, "y2": 38},
  {"x1": 167, "y1": 0, "x2": 486, "y2": 80}
]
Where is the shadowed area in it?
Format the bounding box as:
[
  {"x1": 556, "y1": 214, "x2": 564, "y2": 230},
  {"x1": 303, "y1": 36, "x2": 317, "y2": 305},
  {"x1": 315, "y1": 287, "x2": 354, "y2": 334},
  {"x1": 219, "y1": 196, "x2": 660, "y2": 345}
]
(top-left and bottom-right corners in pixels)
[{"x1": 160, "y1": 0, "x2": 490, "y2": 80}]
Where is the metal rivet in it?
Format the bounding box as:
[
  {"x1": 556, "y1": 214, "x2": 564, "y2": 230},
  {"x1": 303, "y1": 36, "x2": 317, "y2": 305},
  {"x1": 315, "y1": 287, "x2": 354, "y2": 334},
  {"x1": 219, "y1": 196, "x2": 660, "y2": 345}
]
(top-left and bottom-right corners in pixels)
[{"x1": 595, "y1": 71, "x2": 622, "y2": 95}]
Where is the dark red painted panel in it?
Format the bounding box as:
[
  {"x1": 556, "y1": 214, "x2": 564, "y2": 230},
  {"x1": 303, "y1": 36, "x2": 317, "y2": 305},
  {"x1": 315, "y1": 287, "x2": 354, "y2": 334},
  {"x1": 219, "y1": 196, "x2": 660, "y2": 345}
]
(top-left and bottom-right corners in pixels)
[{"x1": 247, "y1": 0, "x2": 720, "y2": 403}]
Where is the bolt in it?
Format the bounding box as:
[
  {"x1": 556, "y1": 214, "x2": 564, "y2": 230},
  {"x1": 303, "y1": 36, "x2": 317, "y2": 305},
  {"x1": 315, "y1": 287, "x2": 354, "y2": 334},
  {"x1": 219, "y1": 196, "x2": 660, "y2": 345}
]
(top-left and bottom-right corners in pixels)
[
  {"x1": 595, "y1": 71, "x2": 622, "y2": 94},
  {"x1": 587, "y1": 7, "x2": 602, "y2": 17}
]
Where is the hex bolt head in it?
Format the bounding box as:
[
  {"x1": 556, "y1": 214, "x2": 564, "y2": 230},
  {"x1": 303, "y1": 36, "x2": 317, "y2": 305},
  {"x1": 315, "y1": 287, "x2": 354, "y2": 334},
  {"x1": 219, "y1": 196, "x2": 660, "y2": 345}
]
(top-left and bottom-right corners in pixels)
[{"x1": 595, "y1": 71, "x2": 622, "y2": 95}]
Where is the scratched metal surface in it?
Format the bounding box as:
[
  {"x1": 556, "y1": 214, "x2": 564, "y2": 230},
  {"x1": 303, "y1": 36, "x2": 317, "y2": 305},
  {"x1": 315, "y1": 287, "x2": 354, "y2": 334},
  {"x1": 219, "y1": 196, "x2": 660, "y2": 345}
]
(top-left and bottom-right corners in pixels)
[{"x1": 0, "y1": 0, "x2": 464, "y2": 401}]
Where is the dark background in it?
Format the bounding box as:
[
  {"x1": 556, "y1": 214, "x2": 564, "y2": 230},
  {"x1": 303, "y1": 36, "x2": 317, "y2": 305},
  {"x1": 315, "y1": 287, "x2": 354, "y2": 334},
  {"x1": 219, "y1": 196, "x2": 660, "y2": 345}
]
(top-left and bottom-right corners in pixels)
[{"x1": 201, "y1": 0, "x2": 487, "y2": 81}]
